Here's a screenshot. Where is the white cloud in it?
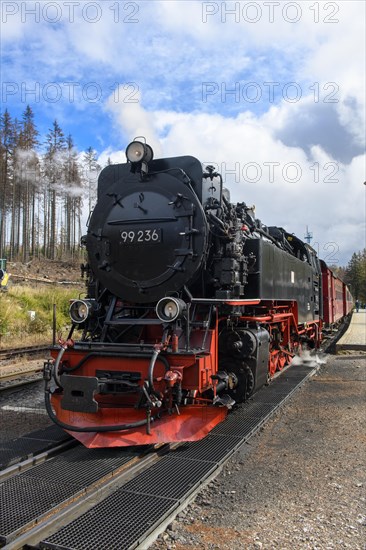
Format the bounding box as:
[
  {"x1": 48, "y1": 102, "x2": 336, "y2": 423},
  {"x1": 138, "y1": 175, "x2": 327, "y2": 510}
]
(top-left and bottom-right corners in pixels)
[
  {"x1": 105, "y1": 86, "x2": 163, "y2": 158},
  {"x1": 100, "y1": 92, "x2": 365, "y2": 265}
]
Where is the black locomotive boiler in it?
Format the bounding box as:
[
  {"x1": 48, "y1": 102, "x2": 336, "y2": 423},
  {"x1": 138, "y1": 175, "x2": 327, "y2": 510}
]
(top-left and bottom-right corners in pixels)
[{"x1": 45, "y1": 139, "x2": 326, "y2": 447}]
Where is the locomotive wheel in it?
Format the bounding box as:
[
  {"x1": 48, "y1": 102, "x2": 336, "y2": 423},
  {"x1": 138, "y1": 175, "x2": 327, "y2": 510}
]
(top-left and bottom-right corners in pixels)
[
  {"x1": 277, "y1": 352, "x2": 287, "y2": 371},
  {"x1": 269, "y1": 351, "x2": 278, "y2": 376},
  {"x1": 270, "y1": 349, "x2": 289, "y2": 375},
  {"x1": 242, "y1": 363, "x2": 255, "y2": 398}
]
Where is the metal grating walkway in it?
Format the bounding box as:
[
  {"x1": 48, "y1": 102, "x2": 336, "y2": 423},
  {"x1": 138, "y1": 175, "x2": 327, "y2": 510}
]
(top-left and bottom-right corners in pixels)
[
  {"x1": 41, "y1": 491, "x2": 178, "y2": 550},
  {"x1": 0, "y1": 446, "x2": 139, "y2": 545},
  {"x1": 40, "y1": 364, "x2": 316, "y2": 550},
  {"x1": 0, "y1": 424, "x2": 70, "y2": 470}
]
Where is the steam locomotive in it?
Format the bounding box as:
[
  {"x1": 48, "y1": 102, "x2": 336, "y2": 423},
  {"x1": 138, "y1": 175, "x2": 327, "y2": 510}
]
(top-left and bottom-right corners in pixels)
[{"x1": 44, "y1": 139, "x2": 352, "y2": 447}]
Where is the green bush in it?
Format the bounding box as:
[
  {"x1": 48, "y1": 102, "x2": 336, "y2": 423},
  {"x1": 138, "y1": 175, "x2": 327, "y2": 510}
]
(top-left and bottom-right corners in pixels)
[{"x1": 0, "y1": 301, "x2": 11, "y2": 338}]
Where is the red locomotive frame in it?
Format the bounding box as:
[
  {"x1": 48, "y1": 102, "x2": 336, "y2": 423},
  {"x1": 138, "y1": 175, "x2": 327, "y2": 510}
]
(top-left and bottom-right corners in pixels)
[{"x1": 47, "y1": 296, "x2": 328, "y2": 448}]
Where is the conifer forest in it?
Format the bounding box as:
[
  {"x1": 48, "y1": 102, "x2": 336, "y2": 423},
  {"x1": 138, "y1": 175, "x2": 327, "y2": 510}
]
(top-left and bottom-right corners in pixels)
[{"x1": 0, "y1": 106, "x2": 101, "y2": 262}]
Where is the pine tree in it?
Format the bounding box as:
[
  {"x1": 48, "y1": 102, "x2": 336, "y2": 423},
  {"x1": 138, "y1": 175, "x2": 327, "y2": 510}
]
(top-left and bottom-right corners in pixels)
[
  {"x1": 43, "y1": 120, "x2": 66, "y2": 259},
  {"x1": 358, "y1": 249, "x2": 366, "y2": 304},
  {"x1": 9, "y1": 117, "x2": 22, "y2": 260},
  {"x1": 16, "y1": 106, "x2": 40, "y2": 261},
  {"x1": 345, "y1": 250, "x2": 366, "y2": 303},
  {"x1": 82, "y1": 146, "x2": 100, "y2": 214},
  {"x1": 63, "y1": 135, "x2": 82, "y2": 258},
  {"x1": 0, "y1": 109, "x2": 15, "y2": 257}
]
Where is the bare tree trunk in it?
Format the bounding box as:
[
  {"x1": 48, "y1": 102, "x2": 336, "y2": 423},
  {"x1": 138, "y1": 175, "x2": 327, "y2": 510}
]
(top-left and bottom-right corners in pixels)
[{"x1": 22, "y1": 179, "x2": 30, "y2": 262}]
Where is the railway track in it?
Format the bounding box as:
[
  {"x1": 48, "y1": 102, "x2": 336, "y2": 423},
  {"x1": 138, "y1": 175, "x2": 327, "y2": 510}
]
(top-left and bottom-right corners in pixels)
[
  {"x1": 1, "y1": 437, "x2": 172, "y2": 550},
  {"x1": 0, "y1": 361, "x2": 318, "y2": 550},
  {"x1": 0, "y1": 373, "x2": 43, "y2": 394},
  {"x1": 0, "y1": 345, "x2": 49, "y2": 393},
  {"x1": 0, "y1": 345, "x2": 49, "y2": 361}
]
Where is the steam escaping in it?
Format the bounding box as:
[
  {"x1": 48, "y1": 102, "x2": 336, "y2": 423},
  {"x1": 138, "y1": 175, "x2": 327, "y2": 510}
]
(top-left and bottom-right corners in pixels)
[
  {"x1": 14, "y1": 148, "x2": 40, "y2": 185},
  {"x1": 290, "y1": 348, "x2": 328, "y2": 368}
]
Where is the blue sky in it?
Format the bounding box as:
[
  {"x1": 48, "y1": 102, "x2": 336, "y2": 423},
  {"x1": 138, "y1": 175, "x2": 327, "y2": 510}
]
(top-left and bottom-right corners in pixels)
[{"x1": 1, "y1": 0, "x2": 365, "y2": 265}]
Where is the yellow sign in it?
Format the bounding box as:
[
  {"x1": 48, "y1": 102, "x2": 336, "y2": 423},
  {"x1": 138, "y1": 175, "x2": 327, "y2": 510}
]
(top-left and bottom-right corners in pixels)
[{"x1": 0, "y1": 272, "x2": 9, "y2": 288}]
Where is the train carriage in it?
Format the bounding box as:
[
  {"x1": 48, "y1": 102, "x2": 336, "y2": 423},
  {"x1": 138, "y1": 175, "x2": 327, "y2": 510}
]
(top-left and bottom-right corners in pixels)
[{"x1": 320, "y1": 260, "x2": 352, "y2": 326}]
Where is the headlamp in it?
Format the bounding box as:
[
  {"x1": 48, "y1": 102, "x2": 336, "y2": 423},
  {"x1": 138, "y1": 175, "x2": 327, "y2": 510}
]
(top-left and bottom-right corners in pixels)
[
  {"x1": 125, "y1": 138, "x2": 154, "y2": 164},
  {"x1": 69, "y1": 299, "x2": 93, "y2": 324},
  {"x1": 156, "y1": 297, "x2": 187, "y2": 323}
]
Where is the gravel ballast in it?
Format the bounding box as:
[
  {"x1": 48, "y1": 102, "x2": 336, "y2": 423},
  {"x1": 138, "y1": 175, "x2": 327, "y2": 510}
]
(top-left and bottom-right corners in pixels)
[
  {"x1": 150, "y1": 353, "x2": 365, "y2": 549},
  {"x1": 0, "y1": 379, "x2": 50, "y2": 441}
]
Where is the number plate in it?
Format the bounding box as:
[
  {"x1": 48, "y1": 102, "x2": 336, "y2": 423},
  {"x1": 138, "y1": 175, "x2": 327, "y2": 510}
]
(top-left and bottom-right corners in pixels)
[{"x1": 120, "y1": 228, "x2": 162, "y2": 244}]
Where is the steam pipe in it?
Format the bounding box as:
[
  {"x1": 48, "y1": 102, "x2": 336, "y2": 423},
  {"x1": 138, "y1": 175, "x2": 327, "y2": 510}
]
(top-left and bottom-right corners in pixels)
[
  {"x1": 53, "y1": 346, "x2": 66, "y2": 387},
  {"x1": 148, "y1": 348, "x2": 160, "y2": 393}
]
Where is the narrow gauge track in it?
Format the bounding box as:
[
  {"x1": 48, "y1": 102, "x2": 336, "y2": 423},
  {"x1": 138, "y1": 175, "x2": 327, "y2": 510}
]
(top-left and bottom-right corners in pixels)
[
  {"x1": 1, "y1": 440, "x2": 172, "y2": 550},
  {"x1": 0, "y1": 361, "x2": 317, "y2": 550},
  {"x1": 0, "y1": 373, "x2": 43, "y2": 395},
  {"x1": 0, "y1": 345, "x2": 48, "y2": 392},
  {"x1": 0, "y1": 345, "x2": 49, "y2": 361}
]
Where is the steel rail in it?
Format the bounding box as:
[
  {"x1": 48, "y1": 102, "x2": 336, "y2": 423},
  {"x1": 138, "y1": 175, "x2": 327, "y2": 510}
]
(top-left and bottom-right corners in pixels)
[
  {"x1": 0, "y1": 373, "x2": 43, "y2": 394},
  {"x1": 0, "y1": 345, "x2": 50, "y2": 360}
]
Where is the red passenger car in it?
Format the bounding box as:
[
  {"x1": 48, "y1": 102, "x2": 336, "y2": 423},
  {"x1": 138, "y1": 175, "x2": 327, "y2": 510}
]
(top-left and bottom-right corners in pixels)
[
  {"x1": 343, "y1": 286, "x2": 353, "y2": 317},
  {"x1": 320, "y1": 260, "x2": 352, "y2": 326}
]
